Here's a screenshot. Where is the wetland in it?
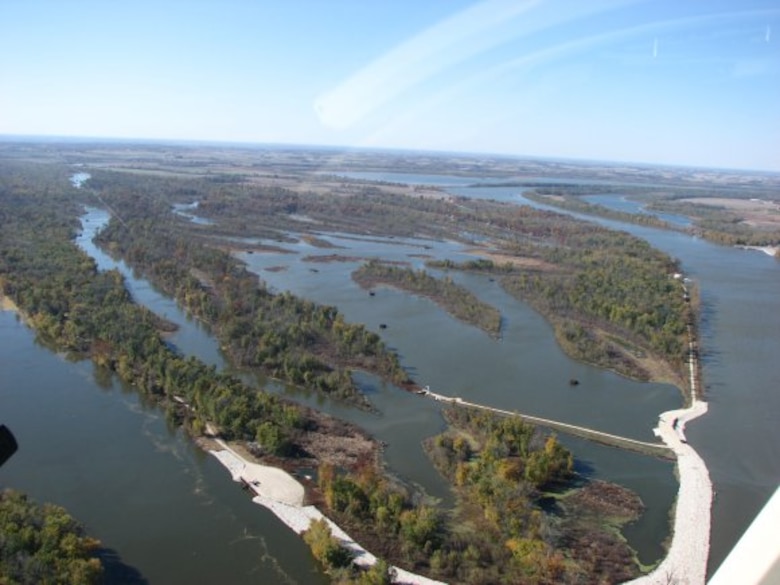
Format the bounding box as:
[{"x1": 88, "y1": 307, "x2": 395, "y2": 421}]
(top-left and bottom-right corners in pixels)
[{"x1": 1, "y1": 141, "x2": 778, "y2": 583}]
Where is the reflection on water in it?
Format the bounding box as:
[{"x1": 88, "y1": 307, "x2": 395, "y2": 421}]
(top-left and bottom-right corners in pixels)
[
  {"x1": 12, "y1": 167, "x2": 766, "y2": 577},
  {"x1": 347, "y1": 171, "x2": 780, "y2": 575},
  {"x1": 0, "y1": 201, "x2": 326, "y2": 584}
]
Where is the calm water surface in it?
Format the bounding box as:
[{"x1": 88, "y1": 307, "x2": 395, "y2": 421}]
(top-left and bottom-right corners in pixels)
[
  {"x1": 236, "y1": 226, "x2": 678, "y2": 565},
  {"x1": 0, "y1": 309, "x2": 327, "y2": 585},
  {"x1": 7, "y1": 167, "x2": 772, "y2": 580},
  {"x1": 370, "y1": 173, "x2": 780, "y2": 576},
  {"x1": 77, "y1": 208, "x2": 224, "y2": 369},
  {"x1": 508, "y1": 187, "x2": 780, "y2": 574},
  {"x1": 1, "y1": 207, "x2": 327, "y2": 584},
  {"x1": 582, "y1": 194, "x2": 692, "y2": 227}
]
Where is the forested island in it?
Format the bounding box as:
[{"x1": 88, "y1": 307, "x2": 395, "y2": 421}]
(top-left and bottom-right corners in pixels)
[
  {"x1": 352, "y1": 261, "x2": 502, "y2": 338},
  {"x1": 1, "y1": 141, "x2": 754, "y2": 583}
]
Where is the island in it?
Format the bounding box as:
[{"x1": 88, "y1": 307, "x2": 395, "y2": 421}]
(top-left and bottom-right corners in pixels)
[{"x1": 4, "y1": 141, "x2": 775, "y2": 583}]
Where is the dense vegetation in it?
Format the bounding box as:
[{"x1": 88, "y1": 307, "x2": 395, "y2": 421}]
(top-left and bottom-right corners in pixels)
[
  {"x1": 0, "y1": 161, "x2": 372, "y2": 459},
  {"x1": 110, "y1": 158, "x2": 693, "y2": 385},
  {"x1": 423, "y1": 408, "x2": 574, "y2": 583},
  {"x1": 315, "y1": 461, "x2": 444, "y2": 572},
  {"x1": 311, "y1": 406, "x2": 640, "y2": 584},
  {"x1": 649, "y1": 199, "x2": 780, "y2": 247},
  {"x1": 96, "y1": 216, "x2": 409, "y2": 407},
  {"x1": 424, "y1": 408, "x2": 641, "y2": 584},
  {"x1": 0, "y1": 490, "x2": 103, "y2": 585},
  {"x1": 523, "y1": 190, "x2": 676, "y2": 230},
  {"x1": 352, "y1": 260, "x2": 502, "y2": 337},
  {"x1": 80, "y1": 157, "x2": 698, "y2": 383},
  {"x1": 503, "y1": 250, "x2": 688, "y2": 378},
  {"x1": 0, "y1": 149, "x2": 685, "y2": 584},
  {"x1": 303, "y1": 518, "x2": 394, "y2": 584}
]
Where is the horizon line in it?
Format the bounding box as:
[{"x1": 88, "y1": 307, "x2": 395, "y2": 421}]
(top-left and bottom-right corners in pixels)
[{"x1": 1, "y1": 132, "x2": 778, "y2": 176}]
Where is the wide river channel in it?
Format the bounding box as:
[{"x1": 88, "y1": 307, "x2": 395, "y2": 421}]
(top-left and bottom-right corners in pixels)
[{"x1": 1, "y1": 171, "x2": 777, "y2": 583}]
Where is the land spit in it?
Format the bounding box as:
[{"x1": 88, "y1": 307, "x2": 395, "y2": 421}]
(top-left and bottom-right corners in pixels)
[
  {"x1": 210, "y1": 442, "x2": 446, "y2": 585},
  {"x1": 626, "y1": 399, "x2": 711, "y2": 585}
]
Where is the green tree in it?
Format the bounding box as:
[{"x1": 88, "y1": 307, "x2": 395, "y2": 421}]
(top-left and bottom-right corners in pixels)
[
  {"x1": 303, "y1": 518, "x2": 353, "y2": 570},
  {"x1": 0, "y1": 490, "x2": 103, "y2": 585}
]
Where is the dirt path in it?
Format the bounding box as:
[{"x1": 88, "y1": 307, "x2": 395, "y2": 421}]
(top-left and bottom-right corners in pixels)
[
  {"x1": 625, "y1": 399, "x2": 712, "y2": 585},
  {"x1": 209, "y1": 443, "x2": 447, "y2": 585}
]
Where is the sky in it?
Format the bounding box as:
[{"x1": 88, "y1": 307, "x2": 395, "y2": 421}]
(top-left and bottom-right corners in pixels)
[{"x1": 1, "y1": 0, "x2": 779, "y2": 171}]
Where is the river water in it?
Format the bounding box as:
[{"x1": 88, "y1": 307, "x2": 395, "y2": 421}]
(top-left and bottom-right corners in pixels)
[
  {"x1": 582, "y1": 195, "x2": 692, "y2": 227},
  {"x1": 509, "y1": 187, "x2": 780, "y2": 575},
  {"x1": 233, "y1": 226, "x2": 678, "y2": 564},
  {"x1": 572, "y1": 203, "x2": 780, "y2": 575},
  {"x1": 346, "y1": 172, "x2": 780, "y2": 576},
  {"x1": 0, "y1": 208, "x2": 328, "y2": 584},
  {"x1": 3, "y1": 169, "x2": 775, "y2": 581}
]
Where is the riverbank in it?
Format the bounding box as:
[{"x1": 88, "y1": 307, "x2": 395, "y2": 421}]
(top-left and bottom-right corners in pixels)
[
  {"x1": 626, "y1": 399, "x2": 712, "y2": 584},
  {"x1": 624, "y1": 276, "x2": 711, "y2": 585},
  {"x1": 740, "y1": 245, "x2": 779, "y2": 258},
  {"x1": 0, "y1": 292, "x2": 18, "y2": 312},
  {"x1": 208, "y1": 441, "x2": 446, "y2": 585}
]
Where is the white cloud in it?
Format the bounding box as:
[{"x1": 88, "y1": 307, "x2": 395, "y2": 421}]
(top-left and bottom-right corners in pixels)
[{"x1": 314, "y1": 0, "x2": 637, "y2": 130}]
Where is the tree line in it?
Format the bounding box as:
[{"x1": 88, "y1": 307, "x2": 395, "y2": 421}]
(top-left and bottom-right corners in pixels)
[
  {"x1": 310, "y1": 403, "x2": 637, "y2": 584},
  {"x1": 0, "y1": 161, "x2": 368, "y2": 458},
  {"x1": 94, "y1": 215, "x2": 410, "y2": 406}
]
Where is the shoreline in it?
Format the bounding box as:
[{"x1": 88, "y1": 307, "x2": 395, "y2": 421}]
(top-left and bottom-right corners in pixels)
[
  {"x1": 626, "y1": 282, "x2": 711, "y2": 585},
  {"x1": 208, "y1": 441, "x2": 446, "y2": 585},
  {"x1": 0, "y1": 292, "x2": 19, "y2": 312},
  {"x1": 625, "y1": 398, "x2": 712, "y2": 585},
  {"x1": 739, "y1": 244, "x2": 779, "y2": 258},
  {"x1": 5, "y1": 256, "x2": 711, "y2": 583}
]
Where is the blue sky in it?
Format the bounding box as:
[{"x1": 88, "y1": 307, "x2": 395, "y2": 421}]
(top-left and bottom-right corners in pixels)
[{"x1": 1, "y1": 0, "x2": 779, "y2": 171}]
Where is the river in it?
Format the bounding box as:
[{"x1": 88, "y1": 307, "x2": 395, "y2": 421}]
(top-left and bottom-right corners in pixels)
[
  {"x1": 345, "y1": 171, "x2": 780, "y2": 576},
  {"x1": 232, "y1": 223, "x2": 678, "y2": 564},
  {"x1": 3, "y1": 169, "x2": 774, "y2": 581},
  {"x1": 571, "y1": 200, "x2": 780, "y2": 575},
  {"x1": 0, "y1": 207, "x2": 329, "y2": 584},
  {"x1": 511, "y1": 186, "x2": 779, "y2": 575}
]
